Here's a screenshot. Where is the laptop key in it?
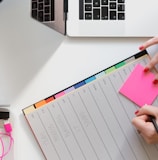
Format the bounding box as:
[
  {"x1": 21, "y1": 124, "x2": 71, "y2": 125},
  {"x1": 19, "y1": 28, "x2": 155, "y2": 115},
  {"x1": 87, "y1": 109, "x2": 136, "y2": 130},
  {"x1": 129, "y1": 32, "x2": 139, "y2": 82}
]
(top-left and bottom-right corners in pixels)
[
  {"x1": 102, "y1": 0, "x2": 108, "y2": 5},
  {"x1": 38, "y1": 3, "x2": 43, "y2": 10},
  {"x1": 45, "y1": 14, "x2": 50, "y2": 21},
  {"x1": 93, "y1": 0, "x2": 100, "y2": 7},
  {"x1": 101, "y1": 7, "x2": 108, "y2": 19},
  {"x1": 118, "y1": 4, "x2": 125, "y2": 11},
  {"x1": 118, "y1": 13, "x2": 125, "y2": 20},
  {"x1": 93, "y1": 9, "x2": 100, "y2": 19},
  {"x1": 45, "y1": 6, "x2": 50, "y2": 13},
  {"x1": 44, "y1": 0, "x2": 50, "y2": 5},
  {"x1": 110, "y1": 2, "x2": 116, "y2": 9},
  {"x1": 38, "y1": 11, "x2": 44, "y2": 21},
  {"x1": 85, "y1": 4, "x2": 92, "y2": 11},
  {"x1": 110, "y1": 11, "x2": 116, "y2": 20},
  {"x1": 85, "y1": 0, "x2": 92, "y2": 3},
  {"x1": 32, "y1": 2, "x2": 37, "y2": 9},
  {"x1": 79, "y1": 0, "x2": 84, "y2": 19},
  {"x1": 118, "y1": 0, "x2": 124, "y2": 3},
  {"x1": 32, "y1": 10, "x2": 37, "y2": 19},
  {"x1": 85, "y1": 13, "x2": 92, "y2": 19}
]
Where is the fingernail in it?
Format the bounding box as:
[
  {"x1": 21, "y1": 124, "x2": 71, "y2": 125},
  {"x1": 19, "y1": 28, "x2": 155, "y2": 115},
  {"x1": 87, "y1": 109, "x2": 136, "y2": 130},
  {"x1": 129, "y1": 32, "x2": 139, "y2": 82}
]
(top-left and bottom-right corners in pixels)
[
  {"x1": 139, "y1": 45, "x2": 144, "y2": 50},
  {"x1": 144, "y1": 67, "x2": 149, "y2": 73},
  {"x1": 153, "y1": 79, "x2": 158, "y2": 84},
  {"x1": 135, "y1": 110, "x2": 139, "y2": 115}
]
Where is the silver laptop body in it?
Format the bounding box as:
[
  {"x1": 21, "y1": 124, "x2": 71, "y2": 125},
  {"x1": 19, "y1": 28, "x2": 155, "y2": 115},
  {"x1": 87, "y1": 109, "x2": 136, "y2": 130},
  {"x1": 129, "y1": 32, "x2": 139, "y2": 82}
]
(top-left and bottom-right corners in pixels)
[{"x1": 31, "y1": 0, "x2": 158, "y2": 37}]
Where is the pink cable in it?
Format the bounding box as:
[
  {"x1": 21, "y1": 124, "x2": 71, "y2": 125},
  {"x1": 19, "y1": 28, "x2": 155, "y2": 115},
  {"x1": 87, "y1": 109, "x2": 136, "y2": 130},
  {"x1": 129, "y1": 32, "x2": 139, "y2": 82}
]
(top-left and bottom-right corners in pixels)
[
  {"x1": 0, "y1": 135, "x2": 5, "y2": 160},
  {"x1": 0, "y1": 121, "x2": 14, "y2": 160},
  {"x1": 0, "y1": 132, "x2": 14, "y2": 159}
]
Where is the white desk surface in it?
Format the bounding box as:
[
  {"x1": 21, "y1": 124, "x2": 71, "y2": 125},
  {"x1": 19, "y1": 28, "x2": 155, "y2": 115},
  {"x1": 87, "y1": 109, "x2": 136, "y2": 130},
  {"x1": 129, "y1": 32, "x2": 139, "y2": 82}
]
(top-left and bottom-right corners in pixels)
[{"x1": 0, "y1": 0, "x2": 158, "y2": 159}]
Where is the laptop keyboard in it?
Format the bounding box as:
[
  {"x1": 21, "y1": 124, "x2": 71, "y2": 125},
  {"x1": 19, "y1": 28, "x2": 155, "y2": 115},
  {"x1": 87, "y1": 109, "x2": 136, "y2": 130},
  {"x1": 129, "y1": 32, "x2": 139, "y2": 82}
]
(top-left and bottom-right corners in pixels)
[
  {"x1": 31, "y1": 0, "x2": 54, "y2": 22},
  {"x1": 79, "y1": 0, "x2": 125, "y2": 20}
]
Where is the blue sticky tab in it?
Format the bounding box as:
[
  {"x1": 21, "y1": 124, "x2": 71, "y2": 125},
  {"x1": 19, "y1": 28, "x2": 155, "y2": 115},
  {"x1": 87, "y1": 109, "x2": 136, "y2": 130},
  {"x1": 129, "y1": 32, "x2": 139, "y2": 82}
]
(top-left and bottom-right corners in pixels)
[
  {"x1": 95, "y1": 72, "x2": 105, "y2": 78},
  {"x1": 85, "y1": 76, "x2": 96, "y2": 84},
  {"x1": 74, "y1": 81, "x2": 85, "y2": 89}
]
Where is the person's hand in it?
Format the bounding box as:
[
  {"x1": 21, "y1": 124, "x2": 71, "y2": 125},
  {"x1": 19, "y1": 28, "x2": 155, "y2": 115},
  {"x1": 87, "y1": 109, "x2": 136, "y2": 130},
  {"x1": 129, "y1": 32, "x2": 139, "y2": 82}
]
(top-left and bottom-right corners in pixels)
[
  {"x1": 139, "y1": 36, "x2": 158, "y2": 50},
  {"x1": 139, "y1": 36, "x2": 158, "y2": 83},
  {"x1": 132, "y1": 105, "x2": 158, "y2": 144}
]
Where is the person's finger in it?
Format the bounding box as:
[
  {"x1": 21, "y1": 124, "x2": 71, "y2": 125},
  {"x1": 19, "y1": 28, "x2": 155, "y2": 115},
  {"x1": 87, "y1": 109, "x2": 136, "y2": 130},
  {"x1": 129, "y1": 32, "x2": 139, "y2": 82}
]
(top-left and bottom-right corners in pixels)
[
  {"x1": 132, "y1": 115, "x2": 151, "y2": 131},
  {"x1": 139, "y1": 36, "x2": 158, "y2": 50},
  {"x1": 143, "y1": 53, "x2": 158, "y2": 83},
  {"x1": 135, "y1": 105, "x2": 158, "y2": 120},
  {"x1": 144, "y1": 53, "x2": 158, "y2": 70},
  {"x1": 135, "y1": 119, "x2": 157, "y2": 144},
  {"x1": 133, "y1": 107, "x2": 158, "y2": 144},
  {"x1": 152, "y1": 73, "x2": 158, "y2": 84}
]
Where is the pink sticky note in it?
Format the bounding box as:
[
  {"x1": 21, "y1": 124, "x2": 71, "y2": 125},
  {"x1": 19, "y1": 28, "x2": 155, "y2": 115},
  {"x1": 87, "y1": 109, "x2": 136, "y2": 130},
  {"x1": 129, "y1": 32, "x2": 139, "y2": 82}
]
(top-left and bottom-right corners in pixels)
[{"x1": 119, "y1": 64, "x2": 158, "y2": 107}]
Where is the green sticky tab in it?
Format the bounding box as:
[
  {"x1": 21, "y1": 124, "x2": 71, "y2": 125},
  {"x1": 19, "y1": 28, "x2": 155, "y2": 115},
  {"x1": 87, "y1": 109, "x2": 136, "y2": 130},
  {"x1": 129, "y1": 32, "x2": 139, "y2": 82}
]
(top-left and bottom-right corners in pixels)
[
  {"x1": 115, "y1": 61, "x2": 126, "y2": 69},
  {"x1": 105, "y1": 66, "x2": 116, "y2": 73}
]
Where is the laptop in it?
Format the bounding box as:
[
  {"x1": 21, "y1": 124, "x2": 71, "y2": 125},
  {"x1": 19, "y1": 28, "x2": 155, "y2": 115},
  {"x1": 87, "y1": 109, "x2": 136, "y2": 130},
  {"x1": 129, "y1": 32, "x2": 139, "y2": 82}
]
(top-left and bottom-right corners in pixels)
[{"x1": 31, "y1": 0, "x2": 158, "y2": 37}]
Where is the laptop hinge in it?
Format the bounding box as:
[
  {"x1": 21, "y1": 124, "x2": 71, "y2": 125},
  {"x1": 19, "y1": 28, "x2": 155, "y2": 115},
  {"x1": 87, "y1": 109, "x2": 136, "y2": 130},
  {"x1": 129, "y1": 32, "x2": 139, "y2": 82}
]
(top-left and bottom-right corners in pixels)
[{"x1": 64, "y1": 0, "x2": 68, "y2": 35}]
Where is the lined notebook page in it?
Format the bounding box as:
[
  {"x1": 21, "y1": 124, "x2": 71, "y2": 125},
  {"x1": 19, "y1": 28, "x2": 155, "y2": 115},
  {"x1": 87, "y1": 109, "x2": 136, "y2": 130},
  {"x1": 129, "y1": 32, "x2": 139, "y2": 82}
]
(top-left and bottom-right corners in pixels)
[{"x1": 24, "y1": 55, "x2": 158, "y2": 160}]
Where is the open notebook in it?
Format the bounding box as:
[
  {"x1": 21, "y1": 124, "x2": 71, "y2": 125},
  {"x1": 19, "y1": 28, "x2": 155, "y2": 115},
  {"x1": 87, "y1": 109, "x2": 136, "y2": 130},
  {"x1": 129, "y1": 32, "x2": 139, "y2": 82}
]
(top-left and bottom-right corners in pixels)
[{"x1": 23, "y1": 50, "x2": 158, "y2": 160}]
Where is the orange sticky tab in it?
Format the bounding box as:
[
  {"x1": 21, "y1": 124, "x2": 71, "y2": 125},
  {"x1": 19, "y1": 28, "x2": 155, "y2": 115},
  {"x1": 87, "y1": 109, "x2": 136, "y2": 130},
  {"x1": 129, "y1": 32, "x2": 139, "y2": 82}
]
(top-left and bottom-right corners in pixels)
[
  {"x1": 45, "y1": 96, "x2": 54, "y2": 103},
  {"x1": 35, "y1": 100, "x2": 46, "y2": 108}
]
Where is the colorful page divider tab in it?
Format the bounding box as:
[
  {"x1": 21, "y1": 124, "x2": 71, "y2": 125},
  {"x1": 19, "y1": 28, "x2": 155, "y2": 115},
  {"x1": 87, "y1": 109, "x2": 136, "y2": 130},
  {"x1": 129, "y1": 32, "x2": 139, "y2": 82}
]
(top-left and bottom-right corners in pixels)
[
  {"x1": 23, "y1": 51, "x2": 148, "y2": 114},
  {"x1": 115, "y1": 61, "x2": 126, "y2": 69},
  {"x1": 35, "y1": 100, "x2": 46, "y2": 108},
  {"x1": 74, "y1": 81, "x2": 86, "y2": 89},
  {"x1": 95, "y1": 71, "x2": 105, "y2": 78},
  {"x1": 24, "y1": 59, "x2": 129, "y2": 113},
  {"x1": 54, "y1": 91, "x2": 65, "y2": 99},
  {"x1": 45, "y1": 96, "x2": 54, "y2": 103},
  {"x1": 105, "y1": 66, "x2": 116, "y2": 73},
  {"x1": 23, "y1": 105, "x2": 35, "y2": 115},
  {"x1": 85, "y1": 76, "x2": 96, "y2": 83},
  {"x1": 64, "y1": 86, "x2": 75, "y2": 94}
]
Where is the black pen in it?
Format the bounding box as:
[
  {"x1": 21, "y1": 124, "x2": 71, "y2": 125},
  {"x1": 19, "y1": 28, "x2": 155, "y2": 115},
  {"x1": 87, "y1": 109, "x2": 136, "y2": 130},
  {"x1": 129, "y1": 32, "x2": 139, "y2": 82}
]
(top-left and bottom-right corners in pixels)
[{"x1": 149, "y1": 115, "x2": 158, "y2": 133}]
